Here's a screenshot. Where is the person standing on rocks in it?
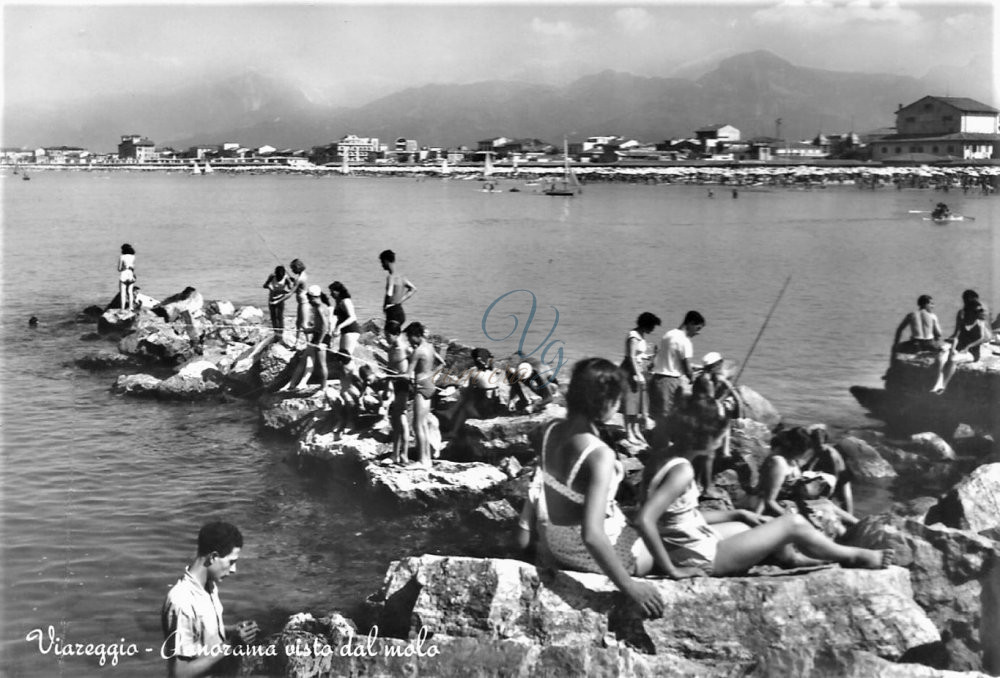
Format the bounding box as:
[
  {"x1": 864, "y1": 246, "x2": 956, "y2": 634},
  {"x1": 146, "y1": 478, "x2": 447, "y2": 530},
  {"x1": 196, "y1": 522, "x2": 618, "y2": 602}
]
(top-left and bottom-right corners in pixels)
[
  {"x1": 384, "y1": 320, "x2": 412, "y2": 464},
  {"x1": 273, "y1": 259, "x2": 308, "y2": 347},
  {"x1": 620, "y1": 312, "x2": 660, "y2": 445},
  {"x1": 380, "y1": 250, "x2": 416, "y2": 327},
  {"x1": 405, "y1": 322, "x2": 441, "y2": 468},
  {"x1": 262, "y1": 265, "x2": 291, "y2": 336},
  {"x1": 118, "y1": 243, "x2": 137, "y2": 311},
  {"x1": 161, "y1": 521, "x2": 259, "y2": 678},
  {"x1": 328, "y1": 281, "x2": 361, "y2": 381},
  {"x1": 649, "y1": 310, "x2": 705, "y2": 447},
  {"x1": 278, "y1": 285, "x2": 330, "y2": 393},
  {"x1": 445, "y1": 347, "x2": 503, "y2": 439}
]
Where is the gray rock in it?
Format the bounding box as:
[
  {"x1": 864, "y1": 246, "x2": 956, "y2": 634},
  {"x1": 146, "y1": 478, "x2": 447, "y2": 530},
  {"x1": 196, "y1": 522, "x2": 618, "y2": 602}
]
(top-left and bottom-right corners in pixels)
[
  {"x1": 258, "y1": 342, "x2": 297, "y2": 390},
  {"x1": 471, "y1": 499, "x2": 519, "y2": 529},
  {"x1": 497, "y1": 456, "x2": 522, "y2": 478},
  {"x1": 76, "y1": 350, "x2": 141, "y2": 370},
  {"x1": 366, "y1": 555, "x2": 937, "y2": 675},
  {"x1": 837, "y1": 436, "x2": 899, "y2": 480},
  {"x1": 297, "y1": 431, "x2": 385, "y2": 464},
  {"x1": 912, "y1": 432, "x2": 958, "y2": 461},
  {"x1": 97, "y1": 308, "x2": 137, "y2": 334},
  {"x1": 925, "y1": 463, "x2": 1000, "y2": 537},
  {"x1": 846, "y1": 514, "x2": 1000, "y2": 671},
  {"x1": 451, "y1": 404, "x2": 565, "y2": 463},
  {"x1": 112, "y1": 373, "x2": 161, "y2": 397},
  {"x1": 260, "y1": 391, "x2": 330, "y2": 433},
  {"x1": 364, "y1": 461, "x2": 508, "y2": 508},
  {"x1": 736, "y1": 384, "x2": 781, "y2": 428},
  {"x1": 982, "y1": 554, "x2": 1000, "y2": 675},
  {"x1": 155, "y1": 360, "x2": 226, "y2": 400}
]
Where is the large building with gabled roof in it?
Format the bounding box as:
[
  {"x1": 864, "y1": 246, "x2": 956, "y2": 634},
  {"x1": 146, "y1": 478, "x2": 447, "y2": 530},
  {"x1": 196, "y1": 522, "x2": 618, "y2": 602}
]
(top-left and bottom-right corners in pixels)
[{"x1": 870, "y1": 96, "x2": 999, "y2": 161}]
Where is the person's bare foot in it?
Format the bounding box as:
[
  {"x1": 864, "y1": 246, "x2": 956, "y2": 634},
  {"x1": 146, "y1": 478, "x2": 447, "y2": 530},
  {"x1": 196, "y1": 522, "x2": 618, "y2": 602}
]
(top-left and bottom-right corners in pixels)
[{"x1": 852, "y1": 548, "x2": 895, "y2": 569}]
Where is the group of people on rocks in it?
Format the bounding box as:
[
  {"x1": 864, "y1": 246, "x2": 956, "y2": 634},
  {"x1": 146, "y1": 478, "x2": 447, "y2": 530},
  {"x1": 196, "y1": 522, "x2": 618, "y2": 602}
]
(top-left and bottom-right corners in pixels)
[
  {"x1": 258, "y1": 250, "x2": 453, "y2": 469},
  {"x1": 890, "y1": 288, "x2": 998, "y2": 394},
  {"x1": 515, "y1": 355, "x2": 893, "y2": 618}
]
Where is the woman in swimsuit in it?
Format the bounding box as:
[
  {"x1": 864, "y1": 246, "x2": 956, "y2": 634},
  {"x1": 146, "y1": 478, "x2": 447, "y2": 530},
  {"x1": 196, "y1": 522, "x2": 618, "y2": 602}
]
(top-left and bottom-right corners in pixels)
[
  {"x1": 931, "y1": 300, "x2": 990, "y2": 394},
  {"x1": 328, "y1": 281, "x2": 361, "y2": 376},
  {"x1": 118, "y1": 243, "x2": 136, "y2": 310},
  {"x1": 263, "y1": 265, "x2": 291, "y2": 333},
  {"x1": 635, "y1": 378, "x2": 892, "y2": 578},
  {"x1": 537, "y1": 357, "x2": 665, "y2": 619},
  {"x1": 620, "y1": 312, "x2": 660, "y2": 445}
]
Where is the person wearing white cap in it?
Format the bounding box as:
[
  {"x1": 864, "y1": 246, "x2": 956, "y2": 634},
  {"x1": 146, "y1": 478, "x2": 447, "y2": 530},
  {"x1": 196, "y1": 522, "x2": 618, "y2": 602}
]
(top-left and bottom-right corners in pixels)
[{"x1": 693, "y1": 351, "x2": 743, "y2": 497}]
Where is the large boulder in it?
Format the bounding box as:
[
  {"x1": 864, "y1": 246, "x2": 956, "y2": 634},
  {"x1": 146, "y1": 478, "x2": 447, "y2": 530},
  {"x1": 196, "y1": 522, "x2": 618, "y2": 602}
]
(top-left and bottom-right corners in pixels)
[
  {"x1": 364, "y1": 461, "x2": 508, "y2": 509},
  {"x1": 852, "y1": 348, "x2": 1000, "y2": 434},
  {"x1": 925, "y1": 463, "x2": 1000, "y2": 538},
  {"x1": 258, "y1": 342, "x2": 297, "y2": 391},
  {"x1": 112, "y1": 373, "x2": 161, "y2": 397},
  {"x1": 259, "y1": 390, "x2": 330, "y2": 433},
  {"x1": 297, "y1": 431, "x2": 385, "y2": 464},
  {"x1": 912, "y1": 432, "x2": 958, "y2": 462},
  {"x1": 362, "y1": 555, "x2": 937, "y2": 676},
  {"x1": 846, "y1": 514, "x2": 1000, "y2": 671},
  {"x1": 837, "y1": 436, "x2": 899, "y2": 480},
  {"x1": 448, "y1": 404, "x2": 565, "y2": 463},
  {"x1": 736, "y1": 384, "x2": 781, "y2": 428},
  {"x1": 156, "y1": 360, "x2": 226, "y2": 400},
  {"x1": 97, "y1": 308, "x2": 137, "y2": 334}
]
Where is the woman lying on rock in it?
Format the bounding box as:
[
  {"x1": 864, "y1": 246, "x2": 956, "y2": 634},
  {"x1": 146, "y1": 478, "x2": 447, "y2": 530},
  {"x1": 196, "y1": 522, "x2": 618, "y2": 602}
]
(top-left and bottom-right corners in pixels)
[
  {"x1": 635, "y1": 375, "x2": 893, "y2": 579},
  {"x1": 535, "y1": 357, "x2": 665, "y2": 618}
]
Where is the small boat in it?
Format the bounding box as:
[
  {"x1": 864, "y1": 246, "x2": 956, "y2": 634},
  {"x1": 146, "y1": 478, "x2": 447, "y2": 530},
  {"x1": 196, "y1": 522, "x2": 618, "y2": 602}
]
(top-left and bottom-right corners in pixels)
[
  {"x1": 544, "y1": 139, "x2": 581, "y2": 196},
  {"x1": 924, "y1": 215, "x2": 973, "y2": 223}
]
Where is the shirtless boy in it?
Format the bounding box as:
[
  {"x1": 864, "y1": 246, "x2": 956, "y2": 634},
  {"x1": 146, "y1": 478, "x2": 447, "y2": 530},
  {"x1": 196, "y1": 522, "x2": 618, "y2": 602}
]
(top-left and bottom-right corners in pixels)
[
  {"x1": 385, "y1": 320, "x2": 412, "y2": 464},
  {"x1": 891, "y1": 294, "x2": 942, "y2": 360},
  {"x1": 380, "y1": 250, "x2": 416, "y2": 326},
  {"x1": 405, "y1": 322, "x2": 441, "y2": 468}
]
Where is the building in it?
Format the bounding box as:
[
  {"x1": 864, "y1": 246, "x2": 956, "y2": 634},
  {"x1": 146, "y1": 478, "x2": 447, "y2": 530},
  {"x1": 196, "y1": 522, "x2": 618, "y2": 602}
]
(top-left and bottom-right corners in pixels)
[
  {"x1": 870, "y1": 96, "x2": 1000, "y2": 161},
  {"x1": 41, "y1": 146, "x2": 90, "y2": 164},
  {"x1": 118, "y1": 135, "x2": 156, "y2": 162},
  {"x1": 695, "y1": 124, "x2": 741, "y2": 155},
  {"x1": 335, "y1": 134, "x2": 381, "y2": 162}
]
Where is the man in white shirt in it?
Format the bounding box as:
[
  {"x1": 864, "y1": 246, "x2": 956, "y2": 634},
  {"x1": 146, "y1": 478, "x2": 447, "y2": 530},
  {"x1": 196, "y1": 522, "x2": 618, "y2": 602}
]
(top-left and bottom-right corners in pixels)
[
  {"x1": 648, "y1": 310, "x2": 705, "y2": 427},
  {"x1": 161, "y1": 521, "x2": 259, "y2": 678}
]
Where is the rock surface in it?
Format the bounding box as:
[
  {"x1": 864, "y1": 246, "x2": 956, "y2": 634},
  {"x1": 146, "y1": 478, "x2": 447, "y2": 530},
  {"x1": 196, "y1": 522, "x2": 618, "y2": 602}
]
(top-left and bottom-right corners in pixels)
[
  {"x1": 364, "y1": 461, "x2": 509, "y2": 509},
  {"x1": 925, "y1": 463, "x2": 1000, "y2": 538},
  {"x1": 837, "y1": 436, "x2": 899, "y2": 480},
  {"x1": 846, "y1": 514, "x2": 1000, "y2": 671},
  {"x1": 358, "y1": 555, "x2": 937, "y2": 676}
]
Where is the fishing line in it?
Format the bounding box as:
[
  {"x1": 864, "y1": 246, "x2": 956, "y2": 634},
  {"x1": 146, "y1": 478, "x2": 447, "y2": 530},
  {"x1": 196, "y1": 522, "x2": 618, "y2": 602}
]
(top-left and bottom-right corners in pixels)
[{"x1": 735, "y1": 275, "x2": 792, "y2": 385}]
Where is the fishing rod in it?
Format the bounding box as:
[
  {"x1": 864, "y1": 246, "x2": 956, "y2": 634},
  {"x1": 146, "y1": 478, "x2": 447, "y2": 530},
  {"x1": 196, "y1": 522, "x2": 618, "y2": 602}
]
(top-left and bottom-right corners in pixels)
[
  {"x1": 255, "y1": 231, "x2": 283, "y2": 264},
  {"x1": 734, "y1": 274, "x2": 792, "y2": 385}
]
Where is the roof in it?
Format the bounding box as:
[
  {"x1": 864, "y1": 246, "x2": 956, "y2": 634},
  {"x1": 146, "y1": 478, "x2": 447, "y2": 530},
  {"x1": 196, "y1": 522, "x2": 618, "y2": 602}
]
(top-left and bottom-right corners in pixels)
[
  {"x1": 903, "y1": 96, "x2": 998, "y2": 114},
  {"x1": 695, "y1": 124, "x2": 734, "y2": 132}
]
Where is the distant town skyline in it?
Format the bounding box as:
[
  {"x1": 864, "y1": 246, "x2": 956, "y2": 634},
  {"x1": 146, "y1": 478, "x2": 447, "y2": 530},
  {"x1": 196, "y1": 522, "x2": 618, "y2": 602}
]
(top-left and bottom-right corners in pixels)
[{"x1": 3, "y1": 0, "x2": 996, "y2": 115}]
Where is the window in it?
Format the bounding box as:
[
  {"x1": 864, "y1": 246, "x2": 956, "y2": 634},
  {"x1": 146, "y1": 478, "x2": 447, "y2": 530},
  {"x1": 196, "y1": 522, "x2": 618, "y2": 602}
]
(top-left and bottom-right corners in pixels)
[
  {"x1": 905, "y1": 116, "x2": 916, "y2": 123},
  {"x1": 947, "y1": 146, "x2": 955, "y2": 153},
  {"x1": 943, "y1": 116, "x2": 953, "y2": 123},
  {"x1": 895, "y1": 147, "x2": 901, "y2": 154},
  {"x1": 932, "y1": 146, "x2": 939, "y2": 153},
  {"x1": 882, "y1": 147, "x2": 888, "y2": 154}
]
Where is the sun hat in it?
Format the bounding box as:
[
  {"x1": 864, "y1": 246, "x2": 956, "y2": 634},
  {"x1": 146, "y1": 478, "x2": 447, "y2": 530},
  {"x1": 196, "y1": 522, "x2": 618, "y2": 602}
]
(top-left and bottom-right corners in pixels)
[
  {"x1": 701, "y1": 351, "x2": 723, "y2": 367},
  {"x1": 307, "y1": 284, "x2": 322, "y2": 297}
]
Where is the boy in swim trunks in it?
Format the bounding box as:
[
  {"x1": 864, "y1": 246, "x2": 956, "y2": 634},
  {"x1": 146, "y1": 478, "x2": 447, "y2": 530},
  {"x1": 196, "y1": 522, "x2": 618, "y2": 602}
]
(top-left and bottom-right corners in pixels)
[
  {"x1": 384, "y1": 320, "x2": 412, "y2": 464},
  {"x1": 891, "y1": 294, "x2": 942, "y2": 361},
  {"x1": 380, "y1": 249, "x2": 416, "y2": 327},
  {"x1": 405, "y1": 322, "x2": 442, "y2": 468}
]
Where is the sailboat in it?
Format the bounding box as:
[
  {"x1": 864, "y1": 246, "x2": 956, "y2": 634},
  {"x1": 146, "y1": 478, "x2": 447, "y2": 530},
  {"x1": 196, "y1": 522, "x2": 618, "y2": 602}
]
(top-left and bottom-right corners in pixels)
[
  {"x1": 439, "y1": 158, "x2": 451, "y2": 179},
  {"x1": 191, "y1": 162, "x2": 202, "y2": 175},
  {"x1": 203, "y1": 161, "x2": 214, "y2": 174},
  {"x1": 340, "y1": 154, "x2": 350, "y2": 175},
  {"x1": 544, "y1": 139, "x2": 581, "y2": 196},
  {"x1": 480, "y1": 151, "x2": 501, "y2": 191}
]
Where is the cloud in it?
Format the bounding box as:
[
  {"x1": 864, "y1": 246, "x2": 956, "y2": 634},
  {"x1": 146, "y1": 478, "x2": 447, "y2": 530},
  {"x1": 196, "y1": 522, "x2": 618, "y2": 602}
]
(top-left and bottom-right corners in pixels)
[
  {"x1": 529, "y1": 17, "x2": 591, "y2": 40},
  {"x1": 614, "y1": 8, "x2": 653, "y2": 34},
  {"x1": 752, "y1": 0, "x2": 922, "y2": 30}
]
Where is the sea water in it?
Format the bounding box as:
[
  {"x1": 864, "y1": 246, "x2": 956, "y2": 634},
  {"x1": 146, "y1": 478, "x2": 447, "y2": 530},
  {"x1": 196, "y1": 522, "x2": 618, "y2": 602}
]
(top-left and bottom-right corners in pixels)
[{"x1": 1, "y1": 171, "x2": 996, "y2": 675}]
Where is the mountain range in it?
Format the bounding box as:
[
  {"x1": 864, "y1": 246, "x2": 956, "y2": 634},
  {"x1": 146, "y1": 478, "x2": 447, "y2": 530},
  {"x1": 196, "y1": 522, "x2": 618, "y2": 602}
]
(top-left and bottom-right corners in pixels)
[{"x1": 3, "y1": 50, "x2": 993, "y2": 153}]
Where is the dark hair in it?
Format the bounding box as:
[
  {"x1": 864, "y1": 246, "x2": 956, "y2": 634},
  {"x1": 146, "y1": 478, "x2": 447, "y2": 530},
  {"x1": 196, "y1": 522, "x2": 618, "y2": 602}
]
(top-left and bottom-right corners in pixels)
[
  {"x1": 328, "y1": 281, "x2": 351, "y2": 299},
  {"x1": 385, "y1": 319, "x2": 401, "y2": 335},
  {"x1": 809, "y1": 425, "x2": 829, "y2": 448},
  {"x1": 404, "y1": 322, "x2": 425, "y2": 339},
  {"x1": 770, "y1": 426, "x2": 811, "y2": 458},
  {"x1": 121, "y1": 243, "x2": 135, "y2": 255},
  {"x1": 917, "y1": 294, "x2": 932, "y2": 308},
  {"x1": 636, "y1": 312, "x2": 661, "y2": 333},
  {"x1": 683, "y1": 310, "x2": 705, "y2": 327},
  {"x1": 566, "y1": 357, "x2": 624, "y2": 421},
  {"x1": 379, "y1": 249, "x2": 396, "y2": 263},
  {"x1": 471, "y1": 347, "x2": 492, "y2": 363},
  {"x1": 962, "y1": 289, "x2": 979, "y2": 305},
  {"x1": 197, "y1": 521, "x2": 243, "y2": 557},
  {"x1": 290, "y1": 258, "x2": 305, "y2": 273},
  {"x1": 666, "y1": 373, "x2": 727, "y2": 451}
]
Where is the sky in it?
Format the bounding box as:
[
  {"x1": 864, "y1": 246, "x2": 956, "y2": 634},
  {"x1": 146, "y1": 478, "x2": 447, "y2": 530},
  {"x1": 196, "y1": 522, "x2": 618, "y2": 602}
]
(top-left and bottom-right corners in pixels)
[{"x1": 2, "y1": 0, "x2": 997, "y2": 110}]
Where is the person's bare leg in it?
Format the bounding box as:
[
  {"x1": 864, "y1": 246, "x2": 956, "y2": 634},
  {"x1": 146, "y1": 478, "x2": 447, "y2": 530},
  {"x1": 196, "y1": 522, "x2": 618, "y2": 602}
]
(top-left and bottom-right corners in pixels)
[{"x1": 713, "y1": 514, "x2": 893, "y2": 576}]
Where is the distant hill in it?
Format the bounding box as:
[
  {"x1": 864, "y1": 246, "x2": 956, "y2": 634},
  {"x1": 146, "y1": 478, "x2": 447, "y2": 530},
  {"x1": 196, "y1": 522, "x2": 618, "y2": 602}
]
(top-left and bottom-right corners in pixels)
[{"x1": 4, "y1": 50, "x2": 990, "y2": 152}]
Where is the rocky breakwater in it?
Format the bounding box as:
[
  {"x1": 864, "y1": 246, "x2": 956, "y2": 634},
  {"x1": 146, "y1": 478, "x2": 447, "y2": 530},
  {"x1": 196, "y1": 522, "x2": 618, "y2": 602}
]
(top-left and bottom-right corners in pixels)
[
  {"x1": 248, "y1": 555, "x2": 956, "y2": 677},
  {"x1": 852, "y1": 347, "x2": 1000, "y2": 437}
]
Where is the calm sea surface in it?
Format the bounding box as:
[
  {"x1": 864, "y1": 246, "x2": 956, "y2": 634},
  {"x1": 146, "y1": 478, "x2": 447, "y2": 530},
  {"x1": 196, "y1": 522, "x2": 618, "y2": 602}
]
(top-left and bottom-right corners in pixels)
[{"x1": 1, "y1": 171, "x2": 996, "y2": 675}]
